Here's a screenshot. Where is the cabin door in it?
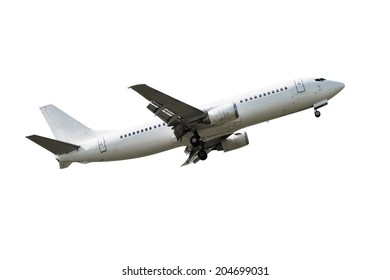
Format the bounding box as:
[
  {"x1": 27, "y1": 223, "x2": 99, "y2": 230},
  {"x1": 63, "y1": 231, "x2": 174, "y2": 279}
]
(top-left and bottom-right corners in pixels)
[
  {"x1": 98, "y1": 137, "x2": 107, "y2": 153},
  {"x1": 294, "y1": 79, "x2": 305, "y2": 93}
]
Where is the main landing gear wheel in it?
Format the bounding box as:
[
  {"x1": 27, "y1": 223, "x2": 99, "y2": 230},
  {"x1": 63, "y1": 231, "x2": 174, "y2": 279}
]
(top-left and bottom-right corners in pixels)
[
  {"x1": 198, "y1": 150, "x2": 208, "y2": 161},
  {"x1": 190, "y1": 132, "x2": 201, "y2": 147},
  {"x1": 315, "y1": 110, "x2": 321, "y2": 118},
  {"x1": 190, "y1": 135, "x2": 201, "y2": 147}
]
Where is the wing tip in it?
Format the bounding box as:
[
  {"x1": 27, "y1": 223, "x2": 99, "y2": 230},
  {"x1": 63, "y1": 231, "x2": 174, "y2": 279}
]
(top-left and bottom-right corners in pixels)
[{"x1": 128, "y1": 84, "x2": 147, "y2": 90}]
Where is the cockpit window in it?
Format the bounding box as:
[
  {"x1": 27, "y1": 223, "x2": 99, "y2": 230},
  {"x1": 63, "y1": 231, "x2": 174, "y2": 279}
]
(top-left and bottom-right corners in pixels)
[{"x1": 315, "y1": 78, "x2": 326, "y2": 82}]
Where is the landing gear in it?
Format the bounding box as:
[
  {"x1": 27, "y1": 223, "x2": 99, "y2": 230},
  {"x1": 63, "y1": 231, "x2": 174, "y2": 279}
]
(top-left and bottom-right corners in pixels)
[
  {"x1": 198, "y1": 150, "x2": 208, "y2": 161},
  {"x1": 190, "y1": 135, "x2": 201, "y2": 147},
  {"x1": 313, "y1": 100, "x2": 327, "y2": 118},
  {"x1": 190, "y1": 132, "x2": 201, "y2": 147},
  {"x1": 190, "y1": 131, "x2": 207, "y2": 161}
]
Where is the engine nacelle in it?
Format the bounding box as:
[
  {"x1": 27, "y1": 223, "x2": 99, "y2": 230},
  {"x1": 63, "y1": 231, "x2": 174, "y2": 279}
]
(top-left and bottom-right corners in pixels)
[
  {"x1": 205, "y1": 102, "x2": 239, "y2": 125},
  {"x1": 220, "y1": 132, "x2": 249, "y2": 152}
]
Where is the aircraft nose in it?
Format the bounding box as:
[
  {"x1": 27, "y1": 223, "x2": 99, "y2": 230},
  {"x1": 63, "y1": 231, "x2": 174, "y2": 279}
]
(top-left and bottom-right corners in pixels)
[{"x1": 334, "y1": 81, "x2": 345, "y2": 93}]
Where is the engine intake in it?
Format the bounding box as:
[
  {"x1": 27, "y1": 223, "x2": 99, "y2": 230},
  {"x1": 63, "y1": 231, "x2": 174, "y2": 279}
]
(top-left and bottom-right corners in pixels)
[
  {"x1": 205, "y1": 102, "x2": 239, "y2": 125},
  {"x1": 220, "y1": 132, "x2": 249, "y2": 152}
]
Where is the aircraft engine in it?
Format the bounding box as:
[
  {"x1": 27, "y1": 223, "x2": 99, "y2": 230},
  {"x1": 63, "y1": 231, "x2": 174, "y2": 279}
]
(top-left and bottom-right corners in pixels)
[
  {"x1": 205, "y1": 102, "x2": 239, "y2": 125},
  {"x1": 220, "y1": 132, "x2": 249, "y2": 152}
]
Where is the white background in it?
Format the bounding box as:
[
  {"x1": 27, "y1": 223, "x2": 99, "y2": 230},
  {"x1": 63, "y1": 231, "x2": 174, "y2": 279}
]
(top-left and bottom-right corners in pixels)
[{"x1": 1, "y1": 0, "x2": 389, "y2": 279}]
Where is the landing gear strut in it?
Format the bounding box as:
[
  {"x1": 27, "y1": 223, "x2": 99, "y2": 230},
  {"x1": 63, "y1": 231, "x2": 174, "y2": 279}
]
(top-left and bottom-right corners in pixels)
[{"x1": 314, "y1": 110, "x2": 321, "y2": 118}]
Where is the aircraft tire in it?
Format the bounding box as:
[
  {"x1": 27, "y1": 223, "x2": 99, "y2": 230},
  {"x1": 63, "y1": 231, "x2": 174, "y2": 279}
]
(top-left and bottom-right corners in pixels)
[
  {"x1": 190, "y1": 136, "x2": 201, "y2": 147},
  {"x1": 198, "y1": 150, "x2": 208, "y2": 161}
]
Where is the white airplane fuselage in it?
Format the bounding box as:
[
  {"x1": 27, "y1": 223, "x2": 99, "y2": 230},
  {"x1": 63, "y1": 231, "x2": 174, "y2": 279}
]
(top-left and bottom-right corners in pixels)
[{"x1": 55, "y1": 78, "x2": 344, "y2": 165}]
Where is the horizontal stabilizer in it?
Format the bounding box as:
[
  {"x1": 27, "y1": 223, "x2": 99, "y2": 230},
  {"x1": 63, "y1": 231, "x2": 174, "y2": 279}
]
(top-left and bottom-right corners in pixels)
[{"x1": 26, "y1": 135, "x2": 80, "y2": 155}]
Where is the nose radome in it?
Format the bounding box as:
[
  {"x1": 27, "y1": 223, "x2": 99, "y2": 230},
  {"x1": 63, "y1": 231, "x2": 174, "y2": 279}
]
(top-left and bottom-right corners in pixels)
[{"x1": 335, "y1": 81, "x2": 345, "y2": 92}]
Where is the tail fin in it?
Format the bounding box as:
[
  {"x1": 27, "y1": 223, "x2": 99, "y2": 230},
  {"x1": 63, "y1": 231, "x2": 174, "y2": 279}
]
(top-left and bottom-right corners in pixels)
[{"x1": 40, "y1": 105, "x2": 95, "y2": 143}]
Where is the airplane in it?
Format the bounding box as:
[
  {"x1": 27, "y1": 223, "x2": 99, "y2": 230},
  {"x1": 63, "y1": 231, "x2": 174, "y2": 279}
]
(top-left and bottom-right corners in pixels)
[{"x1": 26, "y1": 78, "x2": 345, "y2": 168}]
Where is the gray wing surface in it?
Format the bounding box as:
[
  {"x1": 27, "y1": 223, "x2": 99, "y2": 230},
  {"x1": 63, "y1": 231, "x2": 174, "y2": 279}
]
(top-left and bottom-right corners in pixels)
[
  {"x1": 26, "y1": 135, "x2": 80, "y2": 155},
  {"x1": 130, "y1": 84, "x2": 206, "y2": 123},
  {"x1": 130, "y1": 84, "x2": 207, "y2": 139}
]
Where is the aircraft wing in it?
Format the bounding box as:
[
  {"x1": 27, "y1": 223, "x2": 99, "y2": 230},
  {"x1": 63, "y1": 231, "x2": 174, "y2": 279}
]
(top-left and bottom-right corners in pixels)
[{"x1": 130, "y1": 84, "x2": 207, "y2": 139}]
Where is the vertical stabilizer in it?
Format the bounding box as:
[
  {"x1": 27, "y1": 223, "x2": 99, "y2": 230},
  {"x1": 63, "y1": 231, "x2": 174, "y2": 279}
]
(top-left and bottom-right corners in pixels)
[{"x1": 40, "y1": 105, "x2": 95, "y2": 143}]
